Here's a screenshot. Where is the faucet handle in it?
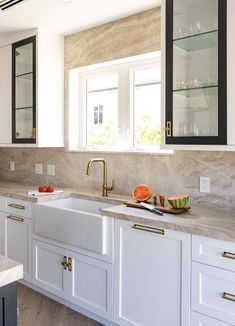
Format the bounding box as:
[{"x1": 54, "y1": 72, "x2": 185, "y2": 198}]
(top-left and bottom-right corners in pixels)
[{"x1": 106, "y1": 179, "x2": 114, "y2": 192}]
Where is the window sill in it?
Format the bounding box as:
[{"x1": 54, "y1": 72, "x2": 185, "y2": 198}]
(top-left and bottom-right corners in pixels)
[{"x1": 69, "y1": 148, "x2": 174, "y2": 156}]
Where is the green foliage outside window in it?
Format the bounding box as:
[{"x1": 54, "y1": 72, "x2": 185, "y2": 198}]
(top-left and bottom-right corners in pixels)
[
  {"x1": 88, "y1": 114, "x2": 161, "y2": 146},
  {"x1": 88, "y1": 123, "x2": 115, "y2": 145},
  {"x1": 135, "y1": 114, "x2": 161, "y2": 146}
]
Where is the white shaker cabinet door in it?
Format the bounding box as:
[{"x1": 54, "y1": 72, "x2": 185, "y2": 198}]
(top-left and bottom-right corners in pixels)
[
  {"x1": 68, "y1": 252, "x2": 113, "y2": 320},
  {"x1": 0, "y1": 46, "x2": 11, "y2": 144},
  {"x1": 33, "y1": 240, "x2": 69, "y2": 299},
  {"x1": 114, "y1": 220, "x2": 191, "y2": 326}
]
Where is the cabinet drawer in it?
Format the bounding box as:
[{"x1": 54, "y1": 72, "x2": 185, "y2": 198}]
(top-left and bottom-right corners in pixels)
[
  {"x1": 1, "y1": 197, "x2": 32, "y2": 218},
  {"x1": 191, "y1": 311, "x2": 231, "y2": 326},
  {"x1": 192, "y1": 262, "x2": 235, "y2": 325},
  {"x1": 192, "y1": 235, "x2": 235, "y2": 272}
]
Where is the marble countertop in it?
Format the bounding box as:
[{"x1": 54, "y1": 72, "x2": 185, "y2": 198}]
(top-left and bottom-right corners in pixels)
[
  {"x1": 102, "y1": 204, "x2": 235, "y2": 242},
  {"x1": 0, "y1": 181, "x2": 128, "y2": 204},
  {"x1": 0, "y1": 180, "x2": 235, "y2": 242},
  {"x1": 0, "y1": 255, "x2": 23, "y2": 287}
]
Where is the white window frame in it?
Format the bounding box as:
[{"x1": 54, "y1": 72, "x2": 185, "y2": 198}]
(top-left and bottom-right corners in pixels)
[{"x1": 69, "y1": 51, "x2": 171, "y2": 154}]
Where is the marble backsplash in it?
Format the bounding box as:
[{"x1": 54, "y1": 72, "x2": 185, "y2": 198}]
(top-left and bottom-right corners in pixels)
[{"x1": 0, "y1": 148, "x2": 234, "y2": 209}]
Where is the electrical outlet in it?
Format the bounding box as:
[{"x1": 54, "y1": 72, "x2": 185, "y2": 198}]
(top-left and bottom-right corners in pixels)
[
  {"x1": 47, "y1": 164, "x2": 55, "y2": 176},
  {"x1": 10, "y1": 161, "x2": 15, "y2": 172},
  {"x1": 35, "y1": 163, "x2": 43, "y2": 175},
  {"x1": 200, "y1": 176, "x2": 211, "y2": 193}
]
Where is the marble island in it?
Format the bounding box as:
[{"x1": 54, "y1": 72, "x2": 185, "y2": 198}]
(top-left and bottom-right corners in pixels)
[
  {"x1": 0, "y1": 256, "x2": 23, "y2": 326},
  {"x1": 0, "y1": 255, "x2": 23, "y2": 288}
]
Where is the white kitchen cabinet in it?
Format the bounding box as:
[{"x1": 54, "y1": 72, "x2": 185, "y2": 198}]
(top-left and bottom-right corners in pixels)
[
  {"x1": 35, "y1": 28, "x2": 64, "y2": 147},
  {"x1": 192, "y1": 235, "x2": 235, "y2": 272},
  {"x1": 192, "y1": 262, "x2": 235, "y2": 325},
  {"x1": 0, "y1": 28, "x2": 64, "y2": 147},
  {"x1": 5, "y1": 215, "x2": 32, "y2": 282},
  {"x1": 1, "y1": 197, "x2": 33, "y2": 219},
  {"x1": 0, "y1": 46, "x2": 11, "y2": 144},
  {"x1": 114, "y1": 220, "x2": 191, "y2": 326},
  {"x1": 33, "y1": 240, "x2": 113, "y2": 320},
  {"x1": 33, "y1": 240, "x2": 68, "y2": 299},
  {"x1": 68, "y1": 252, "x2": 113, "y2": 320},
  {"x1": 191, "y1": 311, "x2": 231, "y2": 326}
]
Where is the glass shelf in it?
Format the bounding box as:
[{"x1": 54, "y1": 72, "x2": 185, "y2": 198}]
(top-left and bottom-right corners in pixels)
[
  {"x1": 173, "y1": 30, "x2": 218, "y2": 51},
  {"x1": 174, "y1": 106, "x2": 211, "y2": 113},
  {"x1": 15, "y1": 72, "x2": 33, "y2": 80},
  {"x1": 15, "y1": 106, "x2": 33, "y2": 111},
  {"x1": 173, "y1": 85, "x2": 218, "y2": 97}
]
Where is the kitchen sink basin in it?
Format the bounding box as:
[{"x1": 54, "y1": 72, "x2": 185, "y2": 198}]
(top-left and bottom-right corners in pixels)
[
  {"x1": 42, "y1": 197, "x2": 111, "y2": 214},
  {"x1": 34, "y1": 197, "x2": 114, "y2": 255}
]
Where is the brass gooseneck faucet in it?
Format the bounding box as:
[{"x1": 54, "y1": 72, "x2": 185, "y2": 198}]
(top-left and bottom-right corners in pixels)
[{"x1": 86, "y1": 158, "x2": 114, "y2": 197}]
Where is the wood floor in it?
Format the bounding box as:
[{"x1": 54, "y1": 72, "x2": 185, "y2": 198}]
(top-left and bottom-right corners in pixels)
[{"x1": 17, "y1": 283, "x2": 103, "y2": 326}]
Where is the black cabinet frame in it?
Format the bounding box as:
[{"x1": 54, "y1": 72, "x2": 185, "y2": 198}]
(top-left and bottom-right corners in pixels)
[
  {"x1": 12, "y1": 36, "x2": 36, "y2": 144},
  {"x1": 165, "y1": 0, "x2": 227, "y2": 145}
]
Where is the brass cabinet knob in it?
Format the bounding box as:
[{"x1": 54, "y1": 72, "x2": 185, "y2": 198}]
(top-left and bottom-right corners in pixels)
[
  {"x1": 61, "y1": 256, "x2": 67, "y2": 270},
  {"x1": 67, "y1": 257, "x2": 72, "y2": 272}
]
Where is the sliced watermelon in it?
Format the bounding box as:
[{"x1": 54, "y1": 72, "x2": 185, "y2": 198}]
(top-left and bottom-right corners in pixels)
[
  {"x1": 132, "y1": 184, "x2": 152, "y2": 202},
  {"x1": 168, "y1": 194, "x2": 189, "y2": 209}
]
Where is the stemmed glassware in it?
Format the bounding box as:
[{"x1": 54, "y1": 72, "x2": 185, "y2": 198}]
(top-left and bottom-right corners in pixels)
[
  {"x1": 175, "y1": 74, "x2": 218, "y2": 90},
  {"x1": 176, "y1": 21, "x2": 203, "y2": 39}
]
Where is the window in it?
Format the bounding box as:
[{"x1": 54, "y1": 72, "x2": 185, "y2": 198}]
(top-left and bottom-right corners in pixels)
[
  {"x1": 86, "y1": 74, "x2": 118, "y2": 146},
  {"x1": 94, "y1": 106, "x2": 103, "y2": 125},
  {"x1": 69, "y1": 52, "x2": 161, "y2": 152},
  {"x1": 133, "y1": 67, "x2": 161, "y2": 148}
]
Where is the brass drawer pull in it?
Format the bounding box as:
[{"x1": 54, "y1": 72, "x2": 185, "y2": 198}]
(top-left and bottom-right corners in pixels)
[
  {"x1": 8, "y1": 203, "x2": 25, "y2": 210},
  {"x1": 222, "y1": 292, "x2": 235, "y2": 302},
  {"x1": 132, "y1": 224, "x2": 164, "y2": 235},
  {"x1": 67, "y1": 257, "x2": 72, "y2": 272},
  {"x1": 7, "y1": 215, "x2": 24, "y2": 222},
  {"x1": 222, "y1": 251, "x2": 235, "y2": 260},
  {"x1": 61, "y1": 256, "x2": 67, "y2": 270}
]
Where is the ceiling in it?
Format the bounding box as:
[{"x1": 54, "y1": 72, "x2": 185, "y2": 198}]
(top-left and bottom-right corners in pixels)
[{"x1": 0, "y1": 0, "x2": 161, "y2": 36}]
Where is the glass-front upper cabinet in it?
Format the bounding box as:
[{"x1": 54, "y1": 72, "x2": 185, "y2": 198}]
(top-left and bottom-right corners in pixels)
[
  {"x1": 165, "y1": 0, "x2": 227, "y2": 145},
  {"x1": 12, "y1": 36, "x2": 36, "y2": 143}
]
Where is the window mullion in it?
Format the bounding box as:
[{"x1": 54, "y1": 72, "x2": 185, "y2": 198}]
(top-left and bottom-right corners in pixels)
[
  {"x1": 78, "y1": 77, "x2": 86, "y2": 149},
  {"x1": 118, "y1": 67, "x2": 131, "y2": 148},
  {"x1": 129, "y1": 68, "x2": 134, "y2": 148},
  {"x1": 118, "y1": 69, "x2": 124, "y2": 146}
]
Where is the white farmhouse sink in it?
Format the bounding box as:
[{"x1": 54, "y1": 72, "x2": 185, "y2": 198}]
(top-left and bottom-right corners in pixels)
[{"x1": 34, "y1": 197, "x2": 114, "y2": 255}]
